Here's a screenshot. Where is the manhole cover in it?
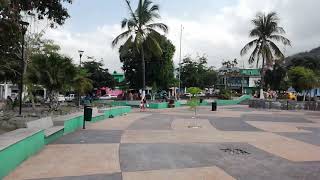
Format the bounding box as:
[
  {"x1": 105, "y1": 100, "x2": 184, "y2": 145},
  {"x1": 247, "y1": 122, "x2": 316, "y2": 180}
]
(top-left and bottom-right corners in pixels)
[{"x1": 220, "y1": 148, "x2": 250, "y2": 155}]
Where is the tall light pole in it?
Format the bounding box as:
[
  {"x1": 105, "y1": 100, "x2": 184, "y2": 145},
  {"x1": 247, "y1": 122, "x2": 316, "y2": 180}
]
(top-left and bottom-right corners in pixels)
[
  {"x1": 19, "y1": 21, "x2": 29, "y2": 115},
  {"x1": 78, "y1": 50, "x2": 84, "y2": 67},
  {"x1": 77, "y1": 50, "x2": 84, "y2": 107},
  {"x1": 178, "y1": 25, "x2": 184, "y2": 99}
]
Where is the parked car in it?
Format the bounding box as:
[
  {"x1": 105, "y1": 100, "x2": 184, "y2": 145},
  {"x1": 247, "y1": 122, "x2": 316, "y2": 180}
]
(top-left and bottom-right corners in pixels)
[
  {"x1": 65, "y1": 94, "x2": 75, "y2": 102},
  {"x1": 196, "y1": 92, "x2": 206, "y2": 97},
  {"x1": 57, "y1": 95, "x2": 66, "y2": 102},
  {"x1": 99, "y1": 95, "x2": 113, "y2": 100}
]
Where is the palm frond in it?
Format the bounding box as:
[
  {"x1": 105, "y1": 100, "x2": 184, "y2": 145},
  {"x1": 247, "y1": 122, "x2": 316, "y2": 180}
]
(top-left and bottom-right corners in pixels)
[
  {"x1": 267, "y1": 40, "x2": 284, "y2": 59},
  {"x1": 248, "y1": 43, "x2": 261, "y2": 65},
  {"x1": 112, "y1": 30, "x2": 131, "y2": 47},
  {"x1": 240, "y1": 39, "x2": 259, "y2": 56},
  {"x1": 146, "y1": 35, "x2": 162, "y2": 57},
  {"x1": 125, "y1": 0, "x2": 138, "y2": 24},
  {"x1": 146, "y1": 23, "x2": 168, "y2": 33},
  {"x1": 249, "y1": 28, "x2": 262, "y2": 37},
  {"x1": 150, "y1": 4, "x2": 159, "y2": 12},
  {"x1": 121, "y1": 18, "x2": 128, "y2": 29},
  {"x1": 269, "y1": 35, "x2": 291, "y2": 46}
]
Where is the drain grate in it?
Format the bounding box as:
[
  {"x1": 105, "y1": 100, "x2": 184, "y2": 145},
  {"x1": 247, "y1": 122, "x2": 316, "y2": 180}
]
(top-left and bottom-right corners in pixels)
[{"x1": 220, "y1": 148, "x2": 250, "y2": 155}]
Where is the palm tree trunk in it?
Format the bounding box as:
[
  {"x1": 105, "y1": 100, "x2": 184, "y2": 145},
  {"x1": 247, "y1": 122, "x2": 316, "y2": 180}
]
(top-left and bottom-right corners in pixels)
[
  {"x1": 260, "y1": 54, "x2": 266, "y2": 99},
  {"x1": 141, "y1": 46, "x2": 146, "y2": 99}
]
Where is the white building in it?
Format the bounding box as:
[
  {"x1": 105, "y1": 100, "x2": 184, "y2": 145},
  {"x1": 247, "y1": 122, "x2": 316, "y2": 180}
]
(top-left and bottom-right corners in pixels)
[
  {"x1": 0, "y1": 83, "x2": 19, "y2": 100},
  {"x1": 0, "y1": 82, "x2": 47, "y2": 101}
]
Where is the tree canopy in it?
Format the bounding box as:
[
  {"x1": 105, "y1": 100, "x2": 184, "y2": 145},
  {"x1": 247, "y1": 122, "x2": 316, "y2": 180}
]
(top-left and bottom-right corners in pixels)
[
  {"x1": 120, "y1": 34, "x2": 176, "y2": 90},
  {"x1": 0, "y1": 0, "x2": 72, "y2": 83},
  {"x1": 112, "y1": 0, "x2": 168, "y2": 91},
  {"x1": 264, "y1": 62, "x2": 288, "y2": 91},
  {"x1": 240, "y1": 12, "x2": 291, "y2": 68},
  {"x1": 82, "y1": 61, "x2": 115, "y2": 89},
  {"x1": 180, "y1": 55, "x2": 218, "y2": 89},
  {"x1": 288, "y1": 66, "x2": 319, "y2": 93}
]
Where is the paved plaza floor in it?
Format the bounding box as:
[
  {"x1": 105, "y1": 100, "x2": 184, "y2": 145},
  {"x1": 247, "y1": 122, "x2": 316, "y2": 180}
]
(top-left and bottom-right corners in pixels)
[{"x1": 5, "y1": 106, "x2": 320, "y2": 180}]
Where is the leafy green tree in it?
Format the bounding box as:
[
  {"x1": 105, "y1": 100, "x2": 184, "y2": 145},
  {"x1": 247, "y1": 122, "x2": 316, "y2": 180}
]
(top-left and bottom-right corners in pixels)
[
  {"x1": 112, "y1": 0, "x2": 168, "y2": 93},
  {"x1": 82, "y1": 61, "x2": 115, "y2": 89},
  {"x1": 120, "y1": 34, "x2": 176, "y2": 90},
  {"x1": 264, "y1": 62, "x2": 288, "y2": 91},
  {"x1": 27, "y1": 52, "x2": 76, "y2": 108},
  {"x1": 288, "y1": 66, "x2": 319, "y2": 101},
  {"x1": 187, "y1": 87, "x2": 202, "y2": 119},
  {"x1": 240, "y1": 12, "x2": 291, "y2": 98},
  {"x1": 73, "y1": 68, "x2": 93, "y2": 106},
  {"x1": 0, "y1": 0, "x2": 72, "y2": 82},
  {"x1": 180, "y1": 55, "x2": 218, "y2": 88}
]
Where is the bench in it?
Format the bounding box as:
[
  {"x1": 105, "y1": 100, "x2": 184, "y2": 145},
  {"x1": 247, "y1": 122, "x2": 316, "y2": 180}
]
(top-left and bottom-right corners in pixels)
[
  {"x1": 52, "y1": 112, "x2": 83, "y2": 135},
  {"x1": 0, "y1": 128, "x2": 44, "y2": 179},
  {"x1": 26, "y1": 117, "x2": 64, "y2": 144}
]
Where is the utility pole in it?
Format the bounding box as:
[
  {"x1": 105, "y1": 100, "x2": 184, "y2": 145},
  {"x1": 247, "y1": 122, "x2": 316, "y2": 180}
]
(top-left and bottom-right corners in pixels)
[
  {"x1": 178, "y1": 25, "x2": 184, "y2": 99},
  {"x1": 19, "y1": 21, "x2": 29, "y2": 115}
]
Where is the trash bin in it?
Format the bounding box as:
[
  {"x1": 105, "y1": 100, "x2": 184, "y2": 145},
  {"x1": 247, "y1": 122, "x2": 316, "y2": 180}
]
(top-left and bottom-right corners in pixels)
[
  {"x1": 200, "y1": 99, "x2": 203, "y2": 103},
  {"x1": 84, "y1": 106, "x2": 92, "y2": 122},
  {"x1": 212, "y1": 101, "x2": 217, "y2": 111}
]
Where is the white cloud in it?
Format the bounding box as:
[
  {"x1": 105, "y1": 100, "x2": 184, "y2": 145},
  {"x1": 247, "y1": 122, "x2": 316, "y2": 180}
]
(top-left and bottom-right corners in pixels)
[
  {"x1": 43, "y1": 0, "x2": 320, "y2": 71},
  {"x1": 44, "y1": 24, "x2": 123, "y2": 72}
]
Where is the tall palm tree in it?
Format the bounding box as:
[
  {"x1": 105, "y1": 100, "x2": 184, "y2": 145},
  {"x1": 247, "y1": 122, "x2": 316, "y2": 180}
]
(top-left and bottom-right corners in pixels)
[
  {"x1": 240, "y1": 12, "x2": 291, "y2": 98},
  {"x1": 112, "y1": 0, "x2": 168, "y2": 95}
]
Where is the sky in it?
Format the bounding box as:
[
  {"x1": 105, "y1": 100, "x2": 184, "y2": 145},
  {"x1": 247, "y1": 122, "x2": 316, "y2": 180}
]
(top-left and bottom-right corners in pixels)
[{"x1": 39, "y1": 0, "x2": 320, "y2": 72}]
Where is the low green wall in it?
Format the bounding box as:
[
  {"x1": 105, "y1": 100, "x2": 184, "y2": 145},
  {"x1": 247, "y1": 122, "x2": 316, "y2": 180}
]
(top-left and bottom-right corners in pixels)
[
  {"x1": 44, "y1": 129, "x2": 64, "y2": 145},
  {"x1": 91, "y1": 114, "x2": 105, "y2": 123},
  {"x1": 174, "y1": 101, "x2": 182, "y2": 107},
  {"x1": 149, "y1": 102, "x2": 168, "y2": 109},
  {"x1": 216, "y1": 95, "x2": 252, "y2": 106},
  {"x1": 104, "y1": 106, "x2": 132, "y2": 118},
  {"x1": 0, "y1": 130, "x2": 45, "y2": 179},
  {"x1": 111, "y1": 101, "x2": 128, "y2": 106},
  {"x1": 63, "y1": 116, "x2": 83, "y2": 135}
]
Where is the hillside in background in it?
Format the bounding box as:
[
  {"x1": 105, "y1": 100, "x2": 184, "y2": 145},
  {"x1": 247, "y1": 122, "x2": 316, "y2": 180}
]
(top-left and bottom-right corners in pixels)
[{"x1": 286, "y1": 46, "x2": 320, "y2": 60}]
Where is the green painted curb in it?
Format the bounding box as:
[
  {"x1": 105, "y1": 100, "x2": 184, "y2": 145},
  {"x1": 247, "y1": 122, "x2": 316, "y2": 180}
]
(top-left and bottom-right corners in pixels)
[{"x1": 0, "y1": 130, "x2": 45, "y2": 179}]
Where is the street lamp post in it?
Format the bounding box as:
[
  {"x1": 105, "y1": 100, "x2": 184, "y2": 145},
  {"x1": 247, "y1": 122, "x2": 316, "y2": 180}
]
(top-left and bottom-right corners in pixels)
[
  {"x1": 19, "y1": 21, "x2": 29, "y2": 115},
  {"x1": 77, "y1": 50, "x2": 84, "y2": 108},
  {"x1": 78, "y1": 50, "x2": 84, "y2": 67},
  {"x1": 178, "y1": 25, "x2": 184, "y2": 99}
]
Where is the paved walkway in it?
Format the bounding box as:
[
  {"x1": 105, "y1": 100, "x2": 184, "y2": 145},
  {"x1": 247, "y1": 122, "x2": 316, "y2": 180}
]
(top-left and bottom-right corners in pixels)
[{"x1": 5, "y1": 106, "x2": 320, "y2": 180}]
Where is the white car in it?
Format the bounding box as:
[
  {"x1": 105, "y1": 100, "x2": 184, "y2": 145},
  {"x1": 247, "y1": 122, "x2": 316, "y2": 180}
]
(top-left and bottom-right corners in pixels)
[
  {"x1": 99, "y1": 95, "x2": 112, "y2": 100},
  {"x1": 57, "y1": 95, "x2": 65, "y2": 102},
  {"x1": 196, "y1": 92, "x2": 206, "y2": 97},
  {"x1": 65, "y1": 94, "x2": 75, "y2": 102}
]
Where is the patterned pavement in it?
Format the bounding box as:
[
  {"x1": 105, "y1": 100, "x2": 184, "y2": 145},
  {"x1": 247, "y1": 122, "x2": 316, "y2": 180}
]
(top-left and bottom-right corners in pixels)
[{"x1": 5, "y1": 106, "x2": 320, "y2": 180}]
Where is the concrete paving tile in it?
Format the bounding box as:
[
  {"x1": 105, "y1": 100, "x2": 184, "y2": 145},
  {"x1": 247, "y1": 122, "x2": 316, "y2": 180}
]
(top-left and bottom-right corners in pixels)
[
  {"x1": 277, "y1": 131, "x2": 320, "y2": 146},
  {"x1": 242, "y1": 114, "x2": 311, "y2": 123},
  {"x1": 171, "y1": 119, "x2": 218, "y2": 130},
  {"x1": 5, "y1": 144, "x2": 120, "y2": 180},
  {"x1": 121, "y1": 130, "x2": 277, "y2": 144},
  {"x1": 29, "y1": 173, "x2": 122, "y2": 180},
  {"x1": 246, "y1": 121, "x2": 313, "y2": 133},
  {"x1": 122, "y1": 166, "x2": 235, "y2": 180},
  {"x1": 120, "y1": 143, "x2": 320, "y2": 180},
  {"x1": 87, "y1": 114, "x2": 151, "y2": 130},
  {"x1": 53, "y1": 130, "x2": 122, "y2": 144},
  {"x1": 128, "y1": 114, "x2": 173, "y2": 130},
  {"x1": 250, "y1": 136, "x2": 320, "y2": 162},
  {"x1": 208, "y1": 117, "x2": 262, "y2": 131}
]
